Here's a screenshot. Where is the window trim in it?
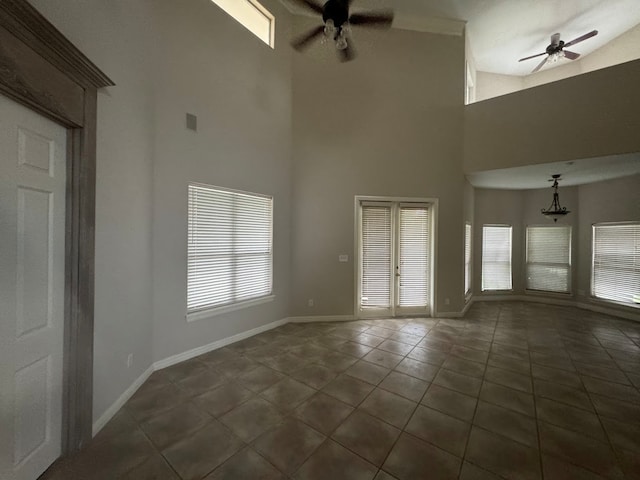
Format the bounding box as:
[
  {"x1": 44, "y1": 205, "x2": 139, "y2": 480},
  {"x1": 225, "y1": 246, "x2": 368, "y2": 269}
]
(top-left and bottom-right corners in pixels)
[
  {"x1": 481, "y1": 224, "x2": 513, "y2": 292},
  {"x1": 186, "y1": 182, "x2": 274, "y2": 320},
  {"x1": 591, "y1": 221, "x2": 640, "y2": 309},
  {"x1": 210, "y1": 0, "x2": 275, "y2": 48},
  {"x1": 187, "y1": 294, "x2": 275, "y2": 322},
  {"x1": 524, "y1": 224, "x2": 572, "y2": 296}
]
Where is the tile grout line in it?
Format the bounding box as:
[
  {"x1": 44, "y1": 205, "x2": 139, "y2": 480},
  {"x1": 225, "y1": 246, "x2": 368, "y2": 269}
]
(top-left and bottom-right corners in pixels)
[
  {"x1": 454, "y1": 306, "x2": 496, "y2": 479},
  {"x1": 528, "y1": 309, "x2": 545, "y2": 480}
]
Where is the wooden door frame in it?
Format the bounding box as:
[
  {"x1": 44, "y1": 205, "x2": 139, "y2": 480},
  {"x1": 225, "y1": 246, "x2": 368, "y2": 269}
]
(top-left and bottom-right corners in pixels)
[{"x1": 0, "y1": 0, "x2": 114, "y2": 453}]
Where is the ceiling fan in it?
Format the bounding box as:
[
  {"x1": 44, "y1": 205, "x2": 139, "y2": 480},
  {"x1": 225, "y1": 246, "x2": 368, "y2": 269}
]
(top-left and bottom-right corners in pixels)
[
  {"x1": 519, "y1": 30, "x2": 598, "y2": 74},
  {"x1": 290, "y1": 0, "x2": 394, "y2": 62}
]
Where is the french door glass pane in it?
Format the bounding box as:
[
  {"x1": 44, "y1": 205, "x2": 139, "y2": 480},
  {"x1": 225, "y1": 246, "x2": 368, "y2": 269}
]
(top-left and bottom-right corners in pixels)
[
  {"x1": 399, "y1": 207, "x2": 429, "y2": 307},
  {"x1": 361, "y1": 205, "x2": 392, "y2": 308}
]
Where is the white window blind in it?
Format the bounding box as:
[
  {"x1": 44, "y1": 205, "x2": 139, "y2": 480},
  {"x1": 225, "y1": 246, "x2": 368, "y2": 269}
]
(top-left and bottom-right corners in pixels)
[
  {"x1": 482, "y1": 225, "x2": 512, "y2": 291},
  {"x1": 464, "y1": 223, "x2": 472, "y2": 295},
  {"x1": 361, "y1": 205, "x2": 392, "y2": 308},
  {"x1": 398, "y1": 207, "x2": 430, "y2": 307},
  {"x1": 210, "y1": 0, "x2": 275, "y2": 48},
  {"x1": 187, "y1": 183, "x2": 273, "y2": 314},
  {"x1": 526, "y1": 226, "x2": 571, "y2": 293},
  {"x1": 592, "y1": 223, "x2": 640, "y2": 306}
]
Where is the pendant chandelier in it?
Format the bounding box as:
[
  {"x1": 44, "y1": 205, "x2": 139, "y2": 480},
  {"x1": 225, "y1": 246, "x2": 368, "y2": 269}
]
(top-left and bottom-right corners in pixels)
[{"x1": 541, "y1": 174, "x2": 570, "y2": 222}]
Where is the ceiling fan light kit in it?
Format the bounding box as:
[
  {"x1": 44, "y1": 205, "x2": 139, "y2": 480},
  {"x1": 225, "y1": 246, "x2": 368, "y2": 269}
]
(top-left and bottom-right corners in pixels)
[
  {"x1": 290, "y1": 0, "x2": 394, "y2": 62},
  {"x1": 541, "y1": 174, "x2": 571, "y2": 222},
  {"x1": 519, "y1": 30, "x2": 598, "y2": 73}
]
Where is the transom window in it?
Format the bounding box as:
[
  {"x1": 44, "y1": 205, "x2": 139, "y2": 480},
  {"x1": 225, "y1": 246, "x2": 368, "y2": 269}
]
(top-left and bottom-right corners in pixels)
[
  {"x1": 592, "y1": 222, "x2": 640, "y2": 307},
  {"x1": 210, "y1": 0, "x2": 275, "y2": 48},
  {"x1": 187, "y1": 183, "x2": 273, "y2": 316}
]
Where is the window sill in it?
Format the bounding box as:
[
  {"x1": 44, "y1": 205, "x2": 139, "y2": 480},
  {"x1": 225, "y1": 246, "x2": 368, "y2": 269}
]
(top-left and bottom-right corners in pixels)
[
  {"x1": 186, "y1": 295, "x2": 275, "y2": 323},
  {"x1": 587, "y1": 296, "x2": 640, "y2": 311},
  {"x1": 525, "y1": 289, "x2": 572, "y2": 299}
]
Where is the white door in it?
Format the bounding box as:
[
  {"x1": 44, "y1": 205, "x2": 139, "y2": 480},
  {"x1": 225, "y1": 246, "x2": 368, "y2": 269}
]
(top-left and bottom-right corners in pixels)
[
  {"x1": 0, "y1": 95, "x2": 66, "y2": 480},
  {"x1": 358, "y1": 200, "x2": 433, "y2": 318}
]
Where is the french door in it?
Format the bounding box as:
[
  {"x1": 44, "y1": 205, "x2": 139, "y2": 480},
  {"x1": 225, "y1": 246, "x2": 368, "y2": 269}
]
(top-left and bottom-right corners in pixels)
[{"x1": 357, "y1": 200, "x2": 434, "y2": 318}]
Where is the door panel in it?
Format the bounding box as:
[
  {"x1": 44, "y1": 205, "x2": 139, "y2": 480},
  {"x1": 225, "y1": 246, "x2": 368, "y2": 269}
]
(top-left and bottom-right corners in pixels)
[
  {"x1": 396, "y1": 206, "x2": 430, "y2": 316},
  {"x1": 360, "y1": 204, "x2": 393, "y2": 317},
  {"x1": 0, "y1": 95, "x2": 66, "y2": 480}
]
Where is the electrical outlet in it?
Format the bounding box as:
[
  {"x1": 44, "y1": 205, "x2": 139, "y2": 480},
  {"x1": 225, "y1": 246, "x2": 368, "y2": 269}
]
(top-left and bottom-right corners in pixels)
[
  {"x1": 339, "y1": 254, "x2": 349, "y2": 262},
  {"x1": 308, "y1": 299, "x2": 314, "y2": 307},
  {"x1": 445, "y1": 298, "x2": 450, "y2": 306},
  {"x1": 127, "y1": 354, "x2": 133, "y2": 368}
]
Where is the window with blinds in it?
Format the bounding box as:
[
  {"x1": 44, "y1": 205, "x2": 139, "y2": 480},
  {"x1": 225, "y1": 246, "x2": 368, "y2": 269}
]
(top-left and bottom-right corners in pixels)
[
  {"x1": 526, "y1": 226, "x2": 571, "y2": 293},
  {"x1": 399, "y1": 207, "x2": 430, "y2": 307},
  {"x1": 464, "y1": 223, "x2": 472, "y2": 296},
  {"x1": 361, "y1": 205, "x2": 392, "y2": 308},
  {"x1": 187, "y1": 183, "x2": 273, "y2": 314},
  {"x1": 482, "y1": 225, "x2": 512, "y2": 291},
  {"x1": 592, "y1": 223, "x2": 640, "y2": 306}
]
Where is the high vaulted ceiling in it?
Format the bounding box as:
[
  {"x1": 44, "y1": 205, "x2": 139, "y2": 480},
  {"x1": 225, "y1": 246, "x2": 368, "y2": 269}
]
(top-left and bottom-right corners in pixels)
[{"x1": 282, "y1": 0, "x2": 640, "y2": 76}]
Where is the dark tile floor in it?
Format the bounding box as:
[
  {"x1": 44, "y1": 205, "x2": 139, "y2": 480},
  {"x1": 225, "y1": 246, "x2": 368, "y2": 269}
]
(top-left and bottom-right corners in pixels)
[{"x1": 42, "y1": 302, "x2": 640, "y2": 479}]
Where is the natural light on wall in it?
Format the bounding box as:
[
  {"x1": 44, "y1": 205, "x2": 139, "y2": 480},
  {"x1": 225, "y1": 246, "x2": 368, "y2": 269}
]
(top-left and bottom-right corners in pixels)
[{"x1": 210, "y1": 0, "x2": 275, "y2": 48}]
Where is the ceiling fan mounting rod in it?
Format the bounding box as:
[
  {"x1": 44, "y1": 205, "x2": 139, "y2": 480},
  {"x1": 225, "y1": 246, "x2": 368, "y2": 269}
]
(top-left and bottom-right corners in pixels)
[{"x1": 323, "y1": 0, "x2": 349, "y2": 27}]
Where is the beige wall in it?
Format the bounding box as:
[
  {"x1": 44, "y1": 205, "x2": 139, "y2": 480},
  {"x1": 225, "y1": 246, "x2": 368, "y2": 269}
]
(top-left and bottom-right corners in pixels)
[
  {"x1": 523, "y1": 59, "x2": 583, "y2": 90},
  {"x1": 465, "y1": 59, "x2": 640, "y2": 174},
  {"x1": 150, "y1": 0, "x2": 293, "y2": 361},
  {"x1": 475, "y1": 72, "x2": 524, "y2": 102},
  {"x1": 29, "y1": 0, "x2": 157, "y2": 423},
  {"x1": 30, "y1": 0, "x2": 294, "y2": 422},
  {"x1": 291, "y1": 20, "x2": 466, "y2": 316}
]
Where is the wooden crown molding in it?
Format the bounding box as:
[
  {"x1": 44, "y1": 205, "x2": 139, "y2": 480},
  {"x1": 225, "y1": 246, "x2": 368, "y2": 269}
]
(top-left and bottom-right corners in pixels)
[{"x1": 0, "y1": 0, "x2": 115, "y2": 88}]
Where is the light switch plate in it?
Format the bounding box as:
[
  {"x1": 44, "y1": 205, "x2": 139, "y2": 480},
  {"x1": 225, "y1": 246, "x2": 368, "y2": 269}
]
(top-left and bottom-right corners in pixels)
[{"x1": 339, "y1": 254, "x2": 349, "y2": 262}]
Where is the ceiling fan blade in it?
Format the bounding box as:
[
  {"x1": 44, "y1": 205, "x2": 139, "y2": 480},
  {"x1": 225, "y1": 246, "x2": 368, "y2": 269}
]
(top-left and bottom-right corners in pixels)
[
  {"x1": 291, "y1": 0, "x2": 324, "y2": 15},
  {"x1": 531, "y1": 56, "x2": 549, "y2": 73},
  {"x1": 563, "y1": 50, "x2": 580, "y2": 60},
  {"x1": 518, "y1": 52, "x2": 546, "y2": 62},
  {"x1": 338, "y1": 40, "x2": 356, "y2": 62},
  {"x1": 349, "y1": 11, "x2": 394, "y2": 28},
  {"x1": 564, "y1": 30, "x2": 598, "y2": 48},
  {"x1": 550, "y1": 33, "x2": 561, "y2": 46},
  {"x1": 291, "y1": 25, "x2": 325, "y2": 51}
]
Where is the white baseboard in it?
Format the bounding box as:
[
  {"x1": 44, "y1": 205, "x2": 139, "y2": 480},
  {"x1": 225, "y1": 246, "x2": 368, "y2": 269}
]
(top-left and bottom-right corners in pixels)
[
  {"x1": 153, "y1": 317, "x2": 289, "y2": 370},
  {"x1": 92, "y1": 364, "x2": 154, "y2": 437},
  {"x1": 287, "y1": 315, "x2": 357, "y2": 323},
  {"x1": 91, "y1": 317, "x2": 288, "y2": 437},
  {"x1": 473, "y1": 294, "x2": 640, "y2": 322},
  {"x1": 434, "y1": 311, "x2": 463, "y2": 318}
]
